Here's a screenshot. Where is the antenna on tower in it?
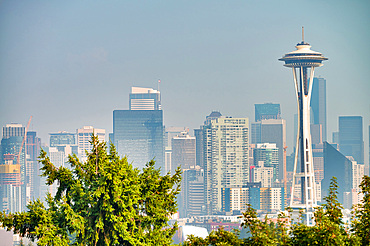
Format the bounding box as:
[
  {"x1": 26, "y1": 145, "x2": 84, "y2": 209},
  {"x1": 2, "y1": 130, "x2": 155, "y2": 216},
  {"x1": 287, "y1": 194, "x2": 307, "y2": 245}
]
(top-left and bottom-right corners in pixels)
[{"x1": 302, "y1": 26, "x2": 304, "y2": 43}]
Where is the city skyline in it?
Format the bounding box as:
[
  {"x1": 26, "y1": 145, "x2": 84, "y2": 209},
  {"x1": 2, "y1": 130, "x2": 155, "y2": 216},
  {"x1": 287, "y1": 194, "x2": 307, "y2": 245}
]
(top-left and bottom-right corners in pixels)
[{"x1": 0, "y1": 1, "x2": 369, "y2": 164}]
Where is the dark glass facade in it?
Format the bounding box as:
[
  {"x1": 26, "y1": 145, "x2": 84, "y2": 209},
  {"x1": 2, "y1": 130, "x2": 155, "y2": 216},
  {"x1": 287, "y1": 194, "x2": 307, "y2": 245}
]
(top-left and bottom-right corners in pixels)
[
  {"x1": 49, "y1": 132, "x2": 76, "y2": 147},
  {"x1": 311, "y1": 77, "x2": 327, "y2": 141},
  {"x1": 323, "y1": 142, "x2": 352, "y2": 203},
  {"x1": 26, "y1": 131, "x2": 41, "y2": 200},
  {"x1": 339, "y1": 116, "x2": 364, "y2": 164},
  {"x1": 254, "y1": 103, "x2": 281, "y2": 122},
  {"x1": 113, "y1": 110, "x2": 164, "y2": 171}
]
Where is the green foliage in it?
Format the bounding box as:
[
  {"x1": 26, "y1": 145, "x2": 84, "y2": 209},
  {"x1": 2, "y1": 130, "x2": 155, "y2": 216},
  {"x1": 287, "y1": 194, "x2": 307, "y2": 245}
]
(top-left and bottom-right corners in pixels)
[
  {"x1": 182, "y1": 175, "x2": 370, "y2": 246},
  {"x1": 351, "y1": 175, "x2": 370, "y2": 246},
  {"x1": 0, "y1": 135, "x2": 181, "y2": 246},
  {"x1": 242, "y1": 204, "x2": 291, "y2": 246},
  {"x1": 182, "y1": 228, "x2": 244, "y2": 246},
  {"x1": 290, "y1": 177, "x2": 359, "y2": 246}
]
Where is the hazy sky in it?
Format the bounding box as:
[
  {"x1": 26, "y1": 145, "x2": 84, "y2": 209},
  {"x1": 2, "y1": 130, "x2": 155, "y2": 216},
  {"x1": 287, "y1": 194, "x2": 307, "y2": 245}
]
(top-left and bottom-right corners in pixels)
[{"x1": 0, "y1": 1, "x2": 369, "y2": 162}]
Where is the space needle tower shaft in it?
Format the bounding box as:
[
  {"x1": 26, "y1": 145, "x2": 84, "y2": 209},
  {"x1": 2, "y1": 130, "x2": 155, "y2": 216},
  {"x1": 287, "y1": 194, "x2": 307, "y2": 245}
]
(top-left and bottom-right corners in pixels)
[{"x1": 279, "y1": 28, "x2": 328, "y2": 225}]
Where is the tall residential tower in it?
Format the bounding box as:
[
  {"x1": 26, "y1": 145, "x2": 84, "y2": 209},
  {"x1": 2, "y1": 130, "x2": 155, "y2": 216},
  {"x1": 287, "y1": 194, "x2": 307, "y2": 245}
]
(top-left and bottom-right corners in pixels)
[{"x1": 203, "y1": 116, "x2": 249, "y2": 214}]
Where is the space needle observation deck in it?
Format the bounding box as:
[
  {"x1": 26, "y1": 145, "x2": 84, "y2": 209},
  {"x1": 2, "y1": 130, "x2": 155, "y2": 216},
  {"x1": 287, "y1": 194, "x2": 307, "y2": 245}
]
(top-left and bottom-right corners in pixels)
[{"x1": 279, "y1": 29, "x2": 328, "y2": 226}]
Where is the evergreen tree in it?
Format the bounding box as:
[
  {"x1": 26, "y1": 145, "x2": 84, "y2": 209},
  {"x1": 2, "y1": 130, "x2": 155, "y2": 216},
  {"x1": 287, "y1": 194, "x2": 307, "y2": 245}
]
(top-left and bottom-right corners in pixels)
[
  {"x1": 0, "y1": 136, "x2": 181, "y2": 246},
  {"x1": 351, "y1": 175, "x2": 370, "y2": 246},
  {"x1": 291, "y1": 177, "x2": 359, "y2": 246}
]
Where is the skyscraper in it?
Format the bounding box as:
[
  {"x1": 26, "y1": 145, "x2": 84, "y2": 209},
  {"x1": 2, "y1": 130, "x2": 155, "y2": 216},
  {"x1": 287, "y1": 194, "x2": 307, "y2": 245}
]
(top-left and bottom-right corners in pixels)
[
  {"x1": 339, "y1": 116, "x2": 364, "y2": 164},
  {"x1": 203, "y1": 116, "x2": 249, "y2": 214},
  {"x1": 0, "y1": 154, "x2": 21, "y2": 213},
  {"x1": 311, "y1": 77, "x2": 327, "y2": 141},
  {"x1": 171, "y1": 131, "x2": 196, "y2": 175},
  {"x1": 113, "y1": 86, "x2": 164, "y2": 171},
  {"x1": 323, "y1": 142, "x2": 363, "y2": 204},
  {"x1": 76, "y1": 126, "x2": 105, "y2": 162},
  {"x1": 50, "y1": 132, "x2": 76, "y2": 147},
  {"x1": 194, "y1": 128, "x2": 204, "y2": 167},
  {"x1": 179, "y1": 166, "x2": 205, "y2": 217},
  {"x1": 129, "y1": 87, "x2": 161, "y2": 110},
  {"x1": 164, "y1": 127, "x2": 189, "y2": 173},
  {"x1": 279, "y1": 32, "x2": 327, "y2": 225},
  {"x1": 252, "y1": 119, "x2": 286, "y2": 181},
  {"x1": 49, "y1": 131, "x2": 78, "y2": 168},
  {"x1": 253, "y1": 143, "x2": 279, "y2": 183},
  {"x1": 254, "y1": 103, "x2": 281, "y2": 122},
  {"x1": 1, "y1": 124, "x2": 26, "y2": 212},
  {"x1": 194, "y1": 111, "x2": 222, "y2": 168},
  {"x1": 113, "y1": 110, "x2": 164, "y2": 171},
  {"x1": 26, "y1": 131, "x2": 41, "y2": 202},
  {"x1": 47, "y1": 147, "x2": 66, "y2": 196}
]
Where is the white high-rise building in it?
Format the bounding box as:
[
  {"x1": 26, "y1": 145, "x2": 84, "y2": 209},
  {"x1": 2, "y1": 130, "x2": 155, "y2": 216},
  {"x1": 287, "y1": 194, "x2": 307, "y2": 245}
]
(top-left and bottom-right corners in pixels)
[
  {"x1": 204, "y1": 117, "x2": 249, "y2": 214},
  {"x1": 129, "y1": 87, "x2": 161, "y2": 110},
  {"x1": 48, "y1": 147, "x2": 65, "y2": 196},
  {"x1": 251, "y1": 161, "x2": 274, "y2": 188},
  {"x1": 77, "y1": 126, "x2": 105, "y2": 162},
  {"x1": 230, "y1": 188, "x2": 249, "y2": 211}
]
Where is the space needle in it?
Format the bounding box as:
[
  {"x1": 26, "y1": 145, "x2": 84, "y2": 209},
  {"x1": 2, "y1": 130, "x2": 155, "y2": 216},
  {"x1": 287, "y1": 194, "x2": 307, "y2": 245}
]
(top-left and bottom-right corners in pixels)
[{"x1": 279, "y1": 28, "x2": 328, "y2": 225}]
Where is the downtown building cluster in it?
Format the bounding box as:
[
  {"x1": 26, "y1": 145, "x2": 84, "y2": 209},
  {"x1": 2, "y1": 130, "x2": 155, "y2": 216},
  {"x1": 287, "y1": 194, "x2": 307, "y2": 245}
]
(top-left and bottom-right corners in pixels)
[{"x1": 1, "y1": 81, "x2": 367, "y2": 220}]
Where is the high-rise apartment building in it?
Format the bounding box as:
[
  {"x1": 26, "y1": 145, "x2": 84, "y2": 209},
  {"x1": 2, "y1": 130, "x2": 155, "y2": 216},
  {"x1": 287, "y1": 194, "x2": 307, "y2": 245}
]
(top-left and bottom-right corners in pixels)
[
  {"x1": 226, "y1": 184, "x2": 284, "y2": 213},
  {"x1": 250, "y1": 162, "x2": 273, "y2": 188},
  {"x1": 76, "y1": 126, "x2": 105, "y2": 162},
  {"x1": 339, "y1": 116, "x2": 364, "y2": 164},
  {"x1": 129, "y1": 87, "x2": 161, "y2": 110},
  {"x1": 254, "y1": 103, "x2": 281, "y2": 122},
  {"x1": 311, "y1": 77, "x2": 327, "y2": 141},
  {"x1": 203, "y1": 116, "x2": 249, "y2": 214},
  {"x1": 194, "y1": 111, "x2": 223, "y2": 168},
  {"x1": 171, "y1": 131, "x2": 196, "y2": 175},
  {"x1": 223, "y1": 182, "x2": 261, "y2": 212}
]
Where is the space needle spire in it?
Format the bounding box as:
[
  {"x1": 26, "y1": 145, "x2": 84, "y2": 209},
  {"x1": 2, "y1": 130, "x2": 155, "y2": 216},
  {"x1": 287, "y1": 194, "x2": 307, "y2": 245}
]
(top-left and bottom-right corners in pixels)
[{"x1": 279, "y1": 29, "x2": 328, "y2": 225}]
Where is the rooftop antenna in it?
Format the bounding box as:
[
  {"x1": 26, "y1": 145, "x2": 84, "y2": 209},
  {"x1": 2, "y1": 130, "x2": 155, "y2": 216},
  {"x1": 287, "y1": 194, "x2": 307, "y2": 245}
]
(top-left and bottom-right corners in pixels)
[{"x1": 302, "y1": 26, "x2": 304, "y2": 43}]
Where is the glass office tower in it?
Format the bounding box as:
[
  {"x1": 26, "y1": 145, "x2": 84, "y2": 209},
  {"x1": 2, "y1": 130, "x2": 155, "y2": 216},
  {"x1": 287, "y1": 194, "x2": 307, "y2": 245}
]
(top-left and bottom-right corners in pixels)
[
  {"x1": 339, "y1": 116, "x2": 364, "y2": 164},
  {"x1": 113, "y1": 110, "x2": 164, "y2": 171}
]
